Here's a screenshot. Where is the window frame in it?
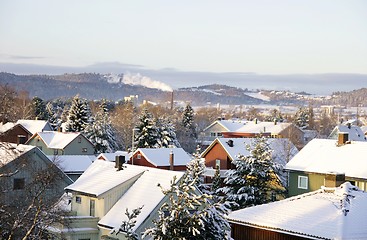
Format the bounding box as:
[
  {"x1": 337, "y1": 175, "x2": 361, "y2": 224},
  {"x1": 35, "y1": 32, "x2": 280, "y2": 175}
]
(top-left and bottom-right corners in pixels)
[
  {"x1": 298, "y1": 175, "x2": 308, "y2": 189},
  {"x1": 75, "y1": 196, "x2": 82, "y2": 204}
]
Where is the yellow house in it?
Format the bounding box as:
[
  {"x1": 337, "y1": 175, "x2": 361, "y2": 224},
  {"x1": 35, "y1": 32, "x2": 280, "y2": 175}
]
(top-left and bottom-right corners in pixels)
[{"x1": 51, "y1": 158, "x2": 184, "y2": 240}]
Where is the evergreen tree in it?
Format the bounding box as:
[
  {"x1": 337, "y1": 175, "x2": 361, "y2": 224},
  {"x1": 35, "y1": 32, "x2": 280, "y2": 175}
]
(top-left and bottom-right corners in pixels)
[
  {"x1": 84, "y1": 107, "x2": 119, "y2": 153},
  {"x1": 294, "y1": 107, "x2": 310, "y2": 129},
  {"x1": 112, "y1": 206, "x2": 143, "y2": 240},
  {"x1": 46, "y1": 99, "x2": 65, "y2": 130},
  {"x1": 264, "y1": 109, "x2": 284, "y2": 122},
  {"x1": 218, "y1": 136, "x2": 284, "y2": 210},
  {"x1": 182, "y1": 103, "x2": 196, "y2": 138},
  {"x1": 31, "y1": 96, "x2": 48, "y2": 120},
  {"x1": 135, "y1": 108, "x2": 159, "y2": 148},
  {"x1": 186, "y1": 147, "x2": 207, "y2": 193},
  {"x1": 156, "y1": 116, "x2": 180, "y2": 148},
  {"x1": 143, "y1": 174, "x2": 232, "y2": 240},
  {"x1": 211, "y1": 165, "x2": 221, "y2": 193},
  {"x1": 64, "y1": 95, "x2": 91, "y2": 132}
]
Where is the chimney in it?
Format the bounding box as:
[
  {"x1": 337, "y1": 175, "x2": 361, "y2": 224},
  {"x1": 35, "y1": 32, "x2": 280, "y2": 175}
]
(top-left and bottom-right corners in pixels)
[
  {"x1": 227, "y1": 140, "x2": 234, "y2": 147},
  {"x1": 115, "y1": 155, "x2": 125, "y2": 171},
  {"x1": 169, "y1": 150, "x2": 174, "y2": 171},
  {"x1": 17, "y1": 135, "x2": 27, "y2": 145},
  {"x1": 337, "y1": 132, "x2": 349, "y2": 146},
  {"x1": 324, "y1": 172, "x2": 345, "y2": 188},
  {"x1": 254, "y1": 118, "x2": 258, "y2": 124},
  {"x1": 274, "y1": 119, "x2": 277, "y2": 125},
  {"x1": 170, "y1": 91, "x2": 174, "y2": 111}
]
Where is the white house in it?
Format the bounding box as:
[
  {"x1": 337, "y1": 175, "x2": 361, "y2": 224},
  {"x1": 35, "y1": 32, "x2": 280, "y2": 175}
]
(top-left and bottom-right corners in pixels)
[{"x1": 50, "y1": 159, "x2": 184, "y2": 240}]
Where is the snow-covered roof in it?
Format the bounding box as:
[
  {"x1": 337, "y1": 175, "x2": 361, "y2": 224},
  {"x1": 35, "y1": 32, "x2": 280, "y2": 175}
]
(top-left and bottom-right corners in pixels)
[
  {"x1": 228, "y1": 182, "x2": 367, "y2": 239},
  {"x1": 16, "y1": 119, "x2": 52, "y2": 134},
  {"x1": 0, "y1": 122, "x2": 17, "y2": 133},
  {"x1": 236, "y1": 121, "x2": 292, "y2": 135},
  {"x1": 32, "y1": 131, "x2": 83, "y2": 149},
  {"x1": 99, "y1": 165, "x2": 184, "y2": 232},
  {"x1": 65, "y1": 160, "x2": 147, "y2": 197},
  {"x1": 47, "y1": 155, "x2": 95, "y2": 173},
  {"x1": 96, "y1": 151, "x2": 129, "y2": 161},
  {"x1": 204, "y1": 119, "x2": 293, "y2": 135},
  {"x1": 0, "y1": 142, "x2": 35, "y2": 166},
  {"x1": 361, "y1": 126, "x2": 367, "y2": 134},
  {"x1": 134, "y1": 148, "x2": 192, "y2": 167},
  {"x1": 285, "y1": 139, "x2": 367, "y2": 179},
  {"x1": 203, "y1": 138, "x2": 298, "y2": 165},
  {"x1": 329, "y1": 125, "x2": 366, "y2": 141}
]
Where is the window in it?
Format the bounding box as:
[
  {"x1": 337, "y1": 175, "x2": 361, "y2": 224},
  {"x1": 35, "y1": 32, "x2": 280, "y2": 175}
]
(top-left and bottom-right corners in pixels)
[
  {"x1": 217, "y1": 133, "x2": 223, "y2": 137},
  {"x1": 54, "y1": 149, "x2": 58, "y2": 155},
  {"x1": 82, "y1": 148, "x2": 87, "y2": 153},
  {"x1": 90, "y1": 199, "x2": 95, "y2": 217},
  {"x1": 75, "y1": 196, "x2": 82, "y2": 203},
  {"x1": 13, "y1": 178, "x2": 25, "y2": 190},
  {"x1": 215, "y1": 159, "x2": 221, "y2": 169},
  {"x1": 137, "y1": 154, "x2": 141, "y2": 159},
  {"x1": 210, "y1": 132, "x2": 216, "y2": 137},
  {"x1": 78, "y1": 137, "x2": 82, "y2": 143},
  {"x1": 298, "y1": 176, "x2": 308, "y2": 189}
]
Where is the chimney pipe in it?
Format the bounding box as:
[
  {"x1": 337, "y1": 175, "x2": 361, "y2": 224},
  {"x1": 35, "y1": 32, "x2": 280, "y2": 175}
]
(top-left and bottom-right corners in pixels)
[
  {"x1": 324, "y1": 172, "x2": 345, "y2": 188},
  {"x1": 169, "y1": 150, "x2": 174, "y2": 171}
]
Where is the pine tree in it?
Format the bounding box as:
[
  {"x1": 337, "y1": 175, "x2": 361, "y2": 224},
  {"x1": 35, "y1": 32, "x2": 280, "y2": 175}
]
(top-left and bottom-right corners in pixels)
[
  {"x1": 218, "y1": 136, "x2": 285, "y2": 210},
  {"x1": 84, "y1": 107, "x2": 119, "y2": 153},
  {"x1": 46, "y1": 99, "x2": 64, "y2": 130},
  {"x1": 64, "y1": 95, "x2": 91, "y2": 132},
  {"x1": 143, "y1": 174, "x2": 232, "y2": 240},
  {"x1": 135, "y1": 108, "x2": 159, "y2": 148},
  {"x1": 31, "y1": 96, "x2": 48, "y2": 120}
]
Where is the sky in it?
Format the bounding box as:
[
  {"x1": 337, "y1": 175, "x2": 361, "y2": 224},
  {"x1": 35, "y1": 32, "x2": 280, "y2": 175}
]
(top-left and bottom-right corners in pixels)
[{"x1": 0, "y1": 0, "x2": 367, "y2": 94}]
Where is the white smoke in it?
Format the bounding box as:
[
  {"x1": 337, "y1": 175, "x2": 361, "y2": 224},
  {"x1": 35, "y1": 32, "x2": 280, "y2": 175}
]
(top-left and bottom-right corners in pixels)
[{"x1": 122, "y1": 72, "x2": 173, "y2": 92}]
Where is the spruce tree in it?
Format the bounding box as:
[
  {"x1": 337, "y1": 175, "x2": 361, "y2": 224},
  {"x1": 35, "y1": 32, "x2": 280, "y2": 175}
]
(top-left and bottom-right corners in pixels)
[
  {"x1": 143, "y1": 174, "x2": 232, "y2": 240},
  {"x1": 84, "y1": 107, "x2": 119, "y2": 153},
  {"x1": 31, "y1": 96, "x2": 48, "y2": 120},
  {"x1": 64, "y1": 95, "x2": 91, "y2": 132},
  {"x1": 186, "y1": 147, "x2": 206, "y2": 193},
  {"x1": 156, "y1": 116, "x2": 180, "y2": 148},
  {"x1": 294, "y1": 107, "x2": 310, "y2": 129},
  {"x1": 182, "y1": 103, "x2": 196, "y2": 138},
  {"x1": 218, "y1": 136, "x2": 285, "y2": 210},
  {"x1": 135, "y1": 108, "x2": 159, "y2": 148}
]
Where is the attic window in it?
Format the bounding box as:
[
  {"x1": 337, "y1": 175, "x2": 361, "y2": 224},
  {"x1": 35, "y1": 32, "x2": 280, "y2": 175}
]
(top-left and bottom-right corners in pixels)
[
  {"x1": 298, "y1": 176, "x2": 308, "y2": 189},
  {"x1": 137, "y1": 154, "x2": 141, "y2": 159},
  {"x1": 13, "y1": 178, "x2": 25, "y2": 190},
  {"x1": 75, "y1": 196, "x2": 81, "y2": 204}
]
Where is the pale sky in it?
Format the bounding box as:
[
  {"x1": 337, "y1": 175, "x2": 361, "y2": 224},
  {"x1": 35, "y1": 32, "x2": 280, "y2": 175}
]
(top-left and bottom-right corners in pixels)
[{"x1": 1, "y1": 0, "x2": 367, "y2": 75}]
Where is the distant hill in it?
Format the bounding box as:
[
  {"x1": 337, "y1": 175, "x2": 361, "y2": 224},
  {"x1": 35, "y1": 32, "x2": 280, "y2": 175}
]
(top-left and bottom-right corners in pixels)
[{"x1": 0, "y1": 72, "x2": 365, "y2": 107}]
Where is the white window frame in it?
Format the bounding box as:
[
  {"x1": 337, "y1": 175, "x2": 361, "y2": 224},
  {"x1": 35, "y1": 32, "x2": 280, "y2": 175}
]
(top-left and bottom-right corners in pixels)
[
  {"x1": 137, "y1": 154, "x2": 141, "y2": 159},
  {"x1": 298, "y1": 175, "x2": 308, "y2": 189},
  {"x1": 215, "y1": 159, "x2": 221, "y2": 170}
]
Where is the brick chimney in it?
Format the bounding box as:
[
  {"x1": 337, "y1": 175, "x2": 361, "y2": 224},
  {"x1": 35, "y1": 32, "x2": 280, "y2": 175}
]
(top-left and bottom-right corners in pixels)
[
  {"x1": 324, "y1": 172, "x2": 345, "y2": 188},
  {"x1": 169, "y1": 150, "x2": 174, "y2": 171},
  {"x1": 115, "y1": 155, "x2": 125, "y2": 171},
  {"x1": 337, "y1": 132, "x2": 349, "y2": 146}
]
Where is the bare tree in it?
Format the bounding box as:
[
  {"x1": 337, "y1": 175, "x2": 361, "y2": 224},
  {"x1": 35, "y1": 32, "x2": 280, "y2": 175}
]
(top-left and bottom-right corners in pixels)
[{"x1": 0, "y1": 143, "x2": 71, "y2": 240}]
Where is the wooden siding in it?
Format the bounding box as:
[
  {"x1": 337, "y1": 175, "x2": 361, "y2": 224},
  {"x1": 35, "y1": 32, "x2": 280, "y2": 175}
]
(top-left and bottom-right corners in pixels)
[
  {"x1": 231, "y1": 223, "x2": 311, "y2": 240},
  {"x1": 0, "y1": 125, "x2": 31, "y2": 144},
  {"x1": 203, "y1": 142, "x2": 233, "y2": 170}
]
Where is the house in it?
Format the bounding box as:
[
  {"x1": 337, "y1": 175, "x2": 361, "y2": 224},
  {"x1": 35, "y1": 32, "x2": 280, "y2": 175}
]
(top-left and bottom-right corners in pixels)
[
  {"x1": 200, "y1": 119, "x2": 304, "y2": 149},
  {"x1": 285, "y1": 135, "x2": 367, "y2": 197},
  {"x1": 96, "y1": 151, "x2": 129, "y2": 161},
  {"x1": 228, "y1": 182, "x2": 367, "y2": 240},
  {"x1": 129, "y1": 148, "x2": 192, "y2": 171},
  {"x1": 47, "y1": 155, "x2": 96, "y2": 181},
  {"x1": 50, "y1": 159, "x2": 184, "y2": 240},
  {"x1": 200, "y1": 137, "x2": 298, "y2": 184},
  {"x1": 26, "y1": 131, "x2": 95, "y2": 155},
  {"x1": 0, "y1": 122, "x2": 32, "y2": 144},
  {"x1": 16, "y1": 119, "x2": 54, "y2": 134},
  {"x1": 328, "y1": 124, "x2": 366, "y2": 141},
  {"x1": 0, "y1": 142, "x2": 72, "y2": 207}
]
